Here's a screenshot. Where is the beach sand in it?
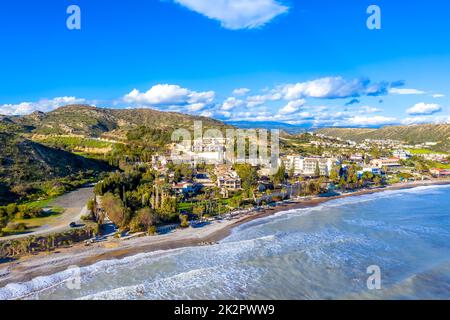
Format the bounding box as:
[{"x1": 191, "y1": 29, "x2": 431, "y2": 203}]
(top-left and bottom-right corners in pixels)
[{"x1": 1, "y1": 179, "x2": 450, "y2": 288}]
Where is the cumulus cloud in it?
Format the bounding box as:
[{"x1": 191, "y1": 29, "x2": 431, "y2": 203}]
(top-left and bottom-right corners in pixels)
[
  {"x1": 0, "y1": 97, "x2": 86, "y2": 116},
  {"x1": 279, "y1": 77, "x2": 391, "y2": 100},
  {"x1": 221, "y1": 97, "x2": 245, "y2": 111},
  {"x1": 232, "y1": 88, "x2": 251, "y2": 96},
  {"x1": 406, "y1": 102, "x2": 442, "y2": 115},
  {"x1": 123, "y1": 84, "x2": 215, "y2": 113},
  {"x1": 389, "y1": 88, "x2": 425, "y2": 95},
  {"x1": 246, "y1": 93, "x2": 281, "y2": 107},
  {"x1": 342, "y1": 115, "x2": 398, "y2": 127},
  {"x1": 172, "y1": 0, "x2": 289, "y2": 30},
  {"x1": 278, "y1": 99, "x2": 305, "y2": 115}
]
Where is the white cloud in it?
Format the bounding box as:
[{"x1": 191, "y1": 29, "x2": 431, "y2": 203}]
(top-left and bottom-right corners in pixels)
[
  {"x1": 401, "y1": 115, "x2": 450, "y2": 125},
  {"x1": 187, "y1": 103, "x2": 207, "y2": 112},
  {"x1": 389, "y1": 88, "x2": 425, "y2": 95},
  {"x1": 406, "y1": 102, "x2": 442, "y2": 115},
  {"x1": 279, "y1": 77, "x2": 390, "y2": 100},
  {"x1": 0, "y1": 97, "x2": 86, "y2": 116},
  {"x1": 221, "y1": 97, "x2": 245, "y2": 111},
  {"x1": 123, "y1": 84, "x2": 215, "y2": 113},
  {"x1": 358, "y1": 106, "x2": 382, "y2": 114},
  {"x1": 432, "y1": 94, "x2": 445, "y2": 98},
  {"x1": 342, "y1": 115, "x2": 398, "y2": 127},
  {"x1": 172, "y1": 0, "x2": 289, "y2": 30},
  {"x1": 232, "y1": 88, "x2": 250, "y2": 96},
  {"x1": 278, "y1": 99, "x2": 305, "y2": 115},
  {"x1": 246, "y1": 92, "x2": 281, "y2": 107}
]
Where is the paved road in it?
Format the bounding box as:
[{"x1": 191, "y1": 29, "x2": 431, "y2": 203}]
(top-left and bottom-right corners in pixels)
[{"x1": 1, "y1": 186, "x2": 94, "y2": 241}]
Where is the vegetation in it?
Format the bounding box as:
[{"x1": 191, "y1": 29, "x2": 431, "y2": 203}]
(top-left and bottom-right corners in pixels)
[
  {"x1": 0, "y1": 224, "x2": 99, "y2": 259},
  {"x1": 95, "y1": 166, "x2": 179, "y2": 231},
  {"x1": 317, "y1": 124, "x2": 450, "y2": 152}
]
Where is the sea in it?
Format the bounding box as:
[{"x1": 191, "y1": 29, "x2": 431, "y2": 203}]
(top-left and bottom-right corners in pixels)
[{"x1": 1, "y1": 184, "x2": 449, "y2": 300}]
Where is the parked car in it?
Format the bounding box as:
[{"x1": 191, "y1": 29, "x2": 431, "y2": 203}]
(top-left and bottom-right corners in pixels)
[{"x1": 69, "y1": 222, "x2": 77, "y2": 228}]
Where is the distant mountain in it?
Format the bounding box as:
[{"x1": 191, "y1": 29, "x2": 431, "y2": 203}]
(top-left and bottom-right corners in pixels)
[
  {"x1": 316, "y1": 124, "x2": 450, "y2": 152},
  {"x1": 225, "y1": 121, "x2": 309, "y2": 134}
]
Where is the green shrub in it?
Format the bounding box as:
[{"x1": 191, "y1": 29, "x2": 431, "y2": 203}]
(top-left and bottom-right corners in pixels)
[
  {"x1": 5, "y1": 222, "x2": 27, "y2": 231},
  {"x1": 179, "y1": 214, "x2": 189, "y2": 228},
  {"x1": 147, "y1": 226, "x2": 157, "y2": 235},
  {"x1": 6, "y1": 203, "x2": 18, "y2": 217}
]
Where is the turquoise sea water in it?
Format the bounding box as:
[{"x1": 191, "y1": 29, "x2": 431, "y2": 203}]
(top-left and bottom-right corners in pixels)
[{"x1": 1, "y1": 185, "x2": 449, "y2": 300}]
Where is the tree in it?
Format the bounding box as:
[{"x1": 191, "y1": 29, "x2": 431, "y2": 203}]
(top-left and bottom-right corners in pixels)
[
  {"x1": 306, "y1": 181, "x2": 317, "y2": 195},
  {"x1": 179, "y1": 214, "x2": 189, "y2": 228},
  {"x1": 193, "y1": 205, "x2": 205, "y2": 220},
  {"x1": 273, "y1": 162, "x2": 286, "y2": 185},
  {"x1": 6, "y1": 203, "x2": 18, "y2": 218},
  {"x1": 130, "y1": 208, "x2": 158, "y2": 232},
  {"x1": 373, "y1": 175, "x2": 382, "y2": 186},
  {"x1": 314, "y1": 161, "x2": 321, "y2": 177},
  {"x1": 329, "y1": 166, "x2": 339, "y2": 182},
  {"x1": 87, "y1": 198, "x2": 95, "y2": 214},
  {"x1": 102, "y1": 193, "x2": 126, "y2": 227},
  {"x1": 235, "y1": 164, "x2": 258, "y2": 192}
]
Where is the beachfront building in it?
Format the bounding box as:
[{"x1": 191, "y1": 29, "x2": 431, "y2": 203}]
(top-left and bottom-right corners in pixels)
[
  {"x1": 284, "y1": 156, "x2": 338, "y2": 177},
  {"x1": 217, "y1": 172, "x2": 242, "y2": 190},
  {"x1": 215, "y1": 164, "x2": 242, "y2": 191},
  {"x1": 370, "y1": 158, "x2": 401, "y2": 168},
  {"x1": 357, "y1": 167, "x2": 382, "y2": 178},
  {"x1": 430, "y1": 168, "x2": 450, "y2": 177}
]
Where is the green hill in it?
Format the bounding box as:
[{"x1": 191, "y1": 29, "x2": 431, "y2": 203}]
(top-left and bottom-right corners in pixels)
[
  {"x1": 0, "y1": 124, "x2": 111, "y2": 204},
  {"x1": 13, "y1": 105, "x2": 230, "y2": 137},
  {"x1": 316, "y1": 124, "x2": 450, "y2": 152}
]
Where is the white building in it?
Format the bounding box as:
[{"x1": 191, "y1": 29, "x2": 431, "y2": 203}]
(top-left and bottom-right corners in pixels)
[
  {"x1": 393, "y1": 149, "x2": 412, "y2": 160},
  {"x1": 370, "y1": 158, "x2": 401, "y2": 168},
  {"x1": 284, "y1": 156, "x2": 338, "y2": 177}
]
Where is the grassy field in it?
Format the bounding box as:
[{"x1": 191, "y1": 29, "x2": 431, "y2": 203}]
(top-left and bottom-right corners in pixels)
[
  {"x1": 33, "y1": 136, "x2": 113, "y2": 149},
  {"x1": 14, "y1": 209, "x2": 64, "y2": 229},
  {"x1": 408, "y1": 148, "x2": 447, "y2": 155},
  {"x1": 431, "y1": 162, "x2": 450, "y2": 169}
]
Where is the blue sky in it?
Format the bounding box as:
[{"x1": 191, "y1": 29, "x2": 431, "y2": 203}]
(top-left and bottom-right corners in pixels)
[{"x1": 0, "y1": 0, "x2": 449, "y2": 127}]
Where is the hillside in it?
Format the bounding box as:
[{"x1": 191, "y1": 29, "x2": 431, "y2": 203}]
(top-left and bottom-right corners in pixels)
[
  {"x1": 13, "y1": 105, "x2": 231, "y2": 138},
  {"x1": 316, "y1": 124, "x2": 450, "y2": 151},
  {"x1": 0, "y1": 119, "x2": 112, "y2": 204},
  {"x1": 0, "y1": 105, "x2": 234, "y2": 204}
]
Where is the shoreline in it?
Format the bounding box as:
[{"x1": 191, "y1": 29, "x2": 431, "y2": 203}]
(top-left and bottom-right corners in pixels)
[{"x1": 1, "y1": 178, "x2": 450, "y2": 290}]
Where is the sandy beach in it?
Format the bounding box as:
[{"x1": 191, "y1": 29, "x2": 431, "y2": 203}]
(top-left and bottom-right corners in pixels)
[{"x1": 1, "y1": 178, "x2": 450, "y2": 289}]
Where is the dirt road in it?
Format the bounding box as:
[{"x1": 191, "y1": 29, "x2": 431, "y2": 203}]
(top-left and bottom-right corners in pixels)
[{"x1": 1, "y1": 186, "x2": 94, "y2": 241}]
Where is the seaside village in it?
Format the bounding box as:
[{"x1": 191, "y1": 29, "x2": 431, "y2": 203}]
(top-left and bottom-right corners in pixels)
[
  {"x1": 153, "y1": 132, "x2": 450, "y2": 203},
  {"x1": 1, "y1": 129, "x2": 450, "y2": 256},
  {"x1": 85, "y1": 131, "x2": 449, "y2": 237}
]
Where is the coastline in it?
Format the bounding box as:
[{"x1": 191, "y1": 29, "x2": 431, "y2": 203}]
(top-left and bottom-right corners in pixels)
[{"x1": 1, "y1": 179, "x2": 450, "y2": 290}]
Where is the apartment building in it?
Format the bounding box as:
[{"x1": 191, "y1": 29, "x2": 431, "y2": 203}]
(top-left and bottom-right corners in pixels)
[{"x1": 284, "y1": 156, "x2": 338, "y2": 177}]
